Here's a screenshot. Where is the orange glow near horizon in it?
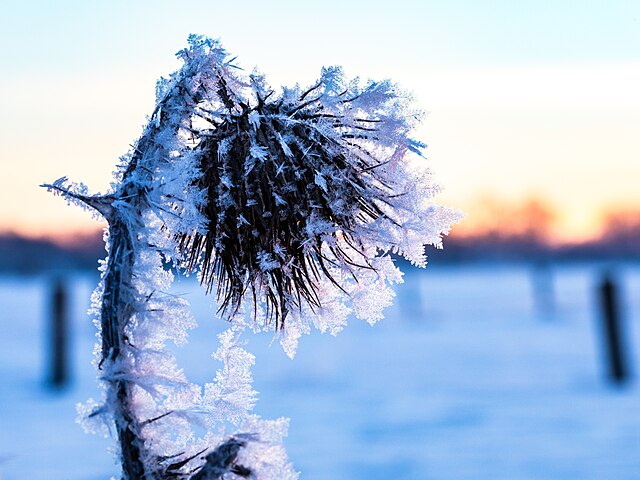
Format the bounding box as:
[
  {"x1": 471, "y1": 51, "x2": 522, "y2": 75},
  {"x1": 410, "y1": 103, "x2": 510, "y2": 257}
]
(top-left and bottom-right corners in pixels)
[
  {"x1": 442, "y1": 197, "x2": 609, "y2": 245},
  {"x1": 461, "y1": 197, "x2": 640, "y2": 246},
  {"x1": 4, "y1": 193, "x2": 637, "y2": 247}
]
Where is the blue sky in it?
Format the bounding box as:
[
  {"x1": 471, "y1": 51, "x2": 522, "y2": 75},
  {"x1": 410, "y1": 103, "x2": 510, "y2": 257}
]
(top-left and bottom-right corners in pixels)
[
  {"x1": 1, "y1": 1, "x2": 639, "y2": 240},
  {"x1": 3, "y1": 1, "x2": 640, "y2": 72}
]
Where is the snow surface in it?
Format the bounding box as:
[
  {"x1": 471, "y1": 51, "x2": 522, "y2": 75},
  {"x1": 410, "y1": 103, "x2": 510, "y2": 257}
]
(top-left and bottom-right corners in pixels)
[{"x1": 1, "y1": 263, "x2": 639, "y2": 480}]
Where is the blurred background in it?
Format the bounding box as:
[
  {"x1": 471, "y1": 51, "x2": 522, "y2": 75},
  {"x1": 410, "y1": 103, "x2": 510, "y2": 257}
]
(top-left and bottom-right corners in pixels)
[{"x1": 1, "y1": 1, "x2": 639, "y2": 479}]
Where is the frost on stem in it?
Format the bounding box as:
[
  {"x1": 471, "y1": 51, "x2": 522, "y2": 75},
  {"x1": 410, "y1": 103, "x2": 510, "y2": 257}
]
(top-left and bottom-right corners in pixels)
[{"x1": 44, "y1": 34, "x2": 460, "y2": 479}]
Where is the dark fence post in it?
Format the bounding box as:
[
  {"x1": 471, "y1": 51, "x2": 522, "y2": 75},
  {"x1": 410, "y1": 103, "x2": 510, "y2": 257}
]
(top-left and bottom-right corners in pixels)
[
  {"x1": 598, "y1": 274, "x2": 629, "y2": 385},
  {"x1": 49, "y1": 278, "x2": 69, "y2": 388}
]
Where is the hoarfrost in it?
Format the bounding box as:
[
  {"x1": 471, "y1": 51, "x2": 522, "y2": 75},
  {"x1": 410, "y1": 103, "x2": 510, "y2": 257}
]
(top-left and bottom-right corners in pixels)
[{"x1": 48, "y1": 34, "x2": 460, "y2": 479}]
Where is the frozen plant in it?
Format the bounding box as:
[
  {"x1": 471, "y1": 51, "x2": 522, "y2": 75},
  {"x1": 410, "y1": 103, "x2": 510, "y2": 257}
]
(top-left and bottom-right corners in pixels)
[{"x1": 44, "y1": 35, "x2": 461, "y2": 479}]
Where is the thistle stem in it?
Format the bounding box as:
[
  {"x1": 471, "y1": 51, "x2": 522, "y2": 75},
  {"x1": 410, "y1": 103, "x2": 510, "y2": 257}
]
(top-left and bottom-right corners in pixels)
[{"x1": 99, "y1": 212, "x2": 150, "y2": 479}]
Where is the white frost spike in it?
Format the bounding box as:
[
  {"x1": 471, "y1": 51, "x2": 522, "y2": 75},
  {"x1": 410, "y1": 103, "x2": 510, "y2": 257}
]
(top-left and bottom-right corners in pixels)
[
  {"x1": 248, "y1": 110, "x2": 261, "y2": 129},
  {"x1": 250, "y1": 144, "x2": 269, "y2": 161},
  {"x1": 201, "y1": 327, "x2": 257, "y2": 425},
  {"x1": 277, "y1": 133, "x2": 293, "y2": 157},
  {"x1": 238, "y1": 416, "x2": 299, "y2": 480},
  {"x1": 314, "y1": 171, "x2": 328, "y2": 192},
  {"x1": 273, "y1": 192, "x2": 287, "y2": 206}
]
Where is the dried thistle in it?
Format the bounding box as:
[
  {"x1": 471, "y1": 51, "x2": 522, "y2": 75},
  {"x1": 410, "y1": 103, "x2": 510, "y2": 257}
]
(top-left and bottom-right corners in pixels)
[
  {"x1": 174, "y1": 47, "x2": 455, "y2": 329},
  {"x1": 43, "y1": 35, "x2": 460, "y2": 479}
]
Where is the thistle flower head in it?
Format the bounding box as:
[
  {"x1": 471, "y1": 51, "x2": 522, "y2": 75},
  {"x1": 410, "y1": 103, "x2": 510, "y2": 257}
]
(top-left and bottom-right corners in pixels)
[{"x1": 151, "y1": 36, "x2": 461, "y2": 331}]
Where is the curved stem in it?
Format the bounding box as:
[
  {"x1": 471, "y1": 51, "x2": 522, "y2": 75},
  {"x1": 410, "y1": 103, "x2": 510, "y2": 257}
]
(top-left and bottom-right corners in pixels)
[{"x1": 100, "y1": 214, "x2": 150, "y2": 479}]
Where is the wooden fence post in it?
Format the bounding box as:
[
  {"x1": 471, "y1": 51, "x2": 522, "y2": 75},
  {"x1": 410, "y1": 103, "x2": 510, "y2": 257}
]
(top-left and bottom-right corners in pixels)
[
  {"x1": 49, "y1": 278, "x2": 69, "y2": 388},
  {"x1": 598, "y1": 274, "x2": 630, "y2": 385}
]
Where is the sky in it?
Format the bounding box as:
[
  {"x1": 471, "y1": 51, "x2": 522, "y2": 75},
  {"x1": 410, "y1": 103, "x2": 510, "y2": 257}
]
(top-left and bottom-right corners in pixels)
[{"x1": 1, "y1": 0, "x2": 639, "y2": 243}]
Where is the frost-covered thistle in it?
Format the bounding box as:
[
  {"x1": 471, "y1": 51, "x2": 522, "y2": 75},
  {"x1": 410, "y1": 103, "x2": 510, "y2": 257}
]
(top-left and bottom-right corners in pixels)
[
  {"x1": 44, "y1": 35, "x2": 460, "y2": 479},
  {"x1": 182, "y1": 66, "x2": 438, "y2": 331}
]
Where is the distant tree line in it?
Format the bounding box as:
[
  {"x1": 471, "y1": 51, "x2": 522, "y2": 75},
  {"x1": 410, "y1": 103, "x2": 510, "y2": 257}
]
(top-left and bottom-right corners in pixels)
[
  {"x1": 0, "y1": 231, "x2": 104, "y2": 273},
  {"x1": 428, "y1": 200, "x2": 640, "y2": 263},
  {"x1": 2, "y1": 202, "x2": 639, "y2": 273}
]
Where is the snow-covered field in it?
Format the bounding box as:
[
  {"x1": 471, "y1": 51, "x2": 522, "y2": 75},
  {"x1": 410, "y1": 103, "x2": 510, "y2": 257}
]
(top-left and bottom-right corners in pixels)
[{"x1": 1, "y1": 263, "x2": 639, "y2": 480}]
